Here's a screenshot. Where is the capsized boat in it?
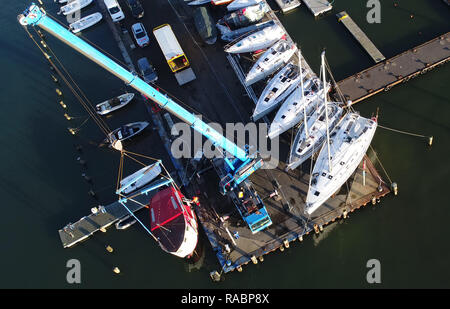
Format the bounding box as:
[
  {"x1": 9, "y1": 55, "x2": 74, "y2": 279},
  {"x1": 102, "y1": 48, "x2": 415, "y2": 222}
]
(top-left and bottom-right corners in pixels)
[
  {"x1": 227, "y1": 0, "x2": 263, "y2": 11},
  {"x1": 95, "y1": 93, "x2": 134, "y2": 115},
  {"x1": 218, "y1": 2, "x2": 269, "y2": 29},
  {"x1": 149, "y1": 186, "x2": 199, "y2": 258},
  {"x1": 69, "y1": 12, "x2": 102, "y2": 33},
  {"x1": 305, "y1": 113, "x2": 377, "y2": 214},
  {"x1": 268, "y1": 77, "x2": 327, "y2": 139},
  {"x1": 58, "y1": 0, "x2": 92, "y2": 15},
  {"x1": 224, "y1": 23, "x2": 285, "y2": 54},
  {"x1": 245, "y1": 40, "x2": 297, "y2": 86},
  {"x1": 105, "y1": 121, "x2": 149, "y2": 148},
  {"x1": 252, "y1": 62, "x2": 306, "y2": 121},
  {"x1": 287, "y1": 102, "x2": 343, "y2": 171},
  {"x1": 117, "y1": 163, "x2": 163, "y2": 196},
  {"x1": 193, "y1": 7, "x2": 217, "y2": 45},
  {"x1": 217, "y1": 20, "x2": 274, "y2": 42}
]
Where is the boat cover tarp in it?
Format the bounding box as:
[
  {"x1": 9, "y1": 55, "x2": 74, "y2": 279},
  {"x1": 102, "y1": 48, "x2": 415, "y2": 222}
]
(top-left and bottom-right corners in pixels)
[{"x1": 193, "y1": 7, "x2": 217, "y2": 43}]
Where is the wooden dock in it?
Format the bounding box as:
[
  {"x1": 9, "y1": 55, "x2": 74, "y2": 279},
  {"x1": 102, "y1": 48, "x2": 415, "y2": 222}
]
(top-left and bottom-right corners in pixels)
[
  {"x1": 196, "y1": 152, "x2": 390, "y2": 273},
  {"x1": 274, "y1": 0, "x2": 301, "y2": 13},
  {"x1": 335, "y1": 32, "x2": 450, "y2": 104},
  {"x1": 58, "y1": 178, "x2": 169, "y2": 248},
  {"x1": 303, "y1": 0, "x2": 332, "y2": 17},
  {"x1": 336, "y1": 11, "x2": 385, "y2": 63}
]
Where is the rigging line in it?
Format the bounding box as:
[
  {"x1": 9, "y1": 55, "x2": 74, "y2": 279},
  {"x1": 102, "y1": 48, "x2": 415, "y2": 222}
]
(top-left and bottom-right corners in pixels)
[
  {"x1": 24, "y1": 26, "x2": 110, "y2": 136},
  {"x1": 116, "y1": 151, "x2": 123, "y2": 192},
  {"x1": 118, "y1": 200, "x2": 159, "y2": 242},
  {"x1": 377, "y1": 124, "x2": 429, "y2": 139},
  {"x1": 32, "y1": 27, "x2": 111, "y2": 136},
  {"x1": 121, "y1": 149, "x2": 161, "y2": 162},
  {"x1": 368, "y1": 145, "x2": 392, "y2": 184}
]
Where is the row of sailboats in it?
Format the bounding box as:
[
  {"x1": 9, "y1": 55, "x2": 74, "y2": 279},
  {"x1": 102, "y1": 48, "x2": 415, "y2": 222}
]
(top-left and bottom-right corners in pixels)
[{"x1": 219, "y1": 3, "x2": 378, "y2": 214}]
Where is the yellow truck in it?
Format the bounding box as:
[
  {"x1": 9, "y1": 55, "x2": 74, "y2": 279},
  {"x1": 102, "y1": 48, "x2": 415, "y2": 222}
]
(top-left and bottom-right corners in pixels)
[{"x1": 153, "y1": 24, "x2": 196, "y2": 85}]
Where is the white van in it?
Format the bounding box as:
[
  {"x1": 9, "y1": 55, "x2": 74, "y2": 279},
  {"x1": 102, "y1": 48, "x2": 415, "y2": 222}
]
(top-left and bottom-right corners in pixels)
[{"x1": 104, "y1": 0, "x2": 125, "y2": 22}]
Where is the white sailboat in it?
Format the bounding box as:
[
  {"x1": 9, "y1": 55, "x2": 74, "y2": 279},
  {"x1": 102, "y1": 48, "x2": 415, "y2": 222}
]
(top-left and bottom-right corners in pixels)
[
  {"x1": 224, "y1": 23, "x2": 285, "y2": 54},
  {"x1": 245, "y1": 40, "x2": 297, "y2": 86},
  {"x1": 305, "y1": 51, "x2": 378, "y2": 215},
  {"x1": 69, "y1": 12, "x2": 103, "y2": 33},
  {"x1": 227, "y1": 0, "x2": 263, "y2": 11},
  {"x1": 59, "y1": 0, "x2": 93, "y2": 16},
  {"x1": 287, "y1": 50, "x2": 344, "y2": 170},
  {"x1": 287, "y1": 102, "x2": 343, "y2": 170},
  {"x1": 252, "y1": 62, "x2": 305, "y2": 121},
  {"x1": 268, "y1": 77, "x2": 327, "y2": 139}
]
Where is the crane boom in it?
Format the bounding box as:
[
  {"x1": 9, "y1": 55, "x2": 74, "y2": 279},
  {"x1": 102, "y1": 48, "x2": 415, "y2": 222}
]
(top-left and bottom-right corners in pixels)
[
  {"x1": 19, "y1": 4, "x2": 273, "y2": 233},
  {"x1": 19, "y1": 4, "x2": 247, "y2": 161}
]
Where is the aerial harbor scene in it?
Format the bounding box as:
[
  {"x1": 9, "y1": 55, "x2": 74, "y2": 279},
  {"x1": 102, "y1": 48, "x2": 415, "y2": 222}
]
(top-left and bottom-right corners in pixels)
[{"x1": 1, "y1": 0, "x2": 449, "y2": 292}]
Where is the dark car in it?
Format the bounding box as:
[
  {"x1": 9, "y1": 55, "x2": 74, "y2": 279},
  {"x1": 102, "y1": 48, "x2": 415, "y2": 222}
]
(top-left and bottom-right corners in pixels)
[
  {"x1": 125, "y1": 0, "x2": 144, "y2": 19},
  {"x1": 137, "y1": 57, "x2": 158, "y2": 83}
]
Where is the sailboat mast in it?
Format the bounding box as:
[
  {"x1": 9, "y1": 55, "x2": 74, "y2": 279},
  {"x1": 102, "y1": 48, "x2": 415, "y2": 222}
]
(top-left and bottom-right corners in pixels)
[
  {"x1": 321, "y1": 51, "x2": 332, "y2": 173},
  {"x1": 299, "y1": 49, "x2": 309, "y2": 138}
]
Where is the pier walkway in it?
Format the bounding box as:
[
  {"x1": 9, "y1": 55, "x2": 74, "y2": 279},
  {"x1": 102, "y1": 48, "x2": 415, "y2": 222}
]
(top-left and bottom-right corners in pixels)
[
  {"x1": 303, "y1": 0, "x2": 332, "y2": 17},
  {"x1": 335, "y1": 32, "x2": 450, "y2": 104},
  {"x1": 336, "y1": 11, "x2": 385, "y2": 63}
]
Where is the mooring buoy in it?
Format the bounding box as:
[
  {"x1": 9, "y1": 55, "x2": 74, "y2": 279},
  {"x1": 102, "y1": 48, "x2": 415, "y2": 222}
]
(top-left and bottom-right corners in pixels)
[
  {"x1": 428, "y1": 136, "x2": 433, "y2": 146},
  {"x1": 391, "y1": 182, "x2": 398, "y2": 195},
  {"x1": 106, "y1": 245, "x2": 113, "y2": 253},
  {"x1": 113, "y1": 267, "x2": 120, "y2": 274}
]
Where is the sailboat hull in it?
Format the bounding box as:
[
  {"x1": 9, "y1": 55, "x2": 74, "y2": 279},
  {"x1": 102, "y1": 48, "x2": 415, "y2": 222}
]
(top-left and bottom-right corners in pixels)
[{"x1": 305, "y1": 113, "x2": 377, "y2": 214}]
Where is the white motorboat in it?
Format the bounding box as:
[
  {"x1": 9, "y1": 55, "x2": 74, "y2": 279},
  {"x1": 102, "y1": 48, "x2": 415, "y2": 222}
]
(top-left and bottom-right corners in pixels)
[
  {"x1": 69, "y1": 12, "x2": 102, "y2": 33},
  {"x1": 268, "y1": 77, "x2": 327, "y2": 139},
  {"x1": 105, "y1": 121, "x2": 149, "y2": 149},
  {"x1": 305, "y1": 112, "x2": 377, "y2": 214},
  {"x1": 224, "y1": 23, "x2": 285, "y2": 54},
  {"x1": 59, "y1": 0, "x2": 93, "y2": 15},
  {"x1": 287, "y1": 102, "x2": 343, "y2": 170},
  {"x1": 227, "y1": 0, "x2": 263, "y2": 11},
  {"x1": 252, "y1": 63, "x2": 305, "y2": 121},
  {"x1": 245, "y1": 40, "x2": 297, "y2": 86},
  {"x1": 117, "y1": 163, "x2": 163, "y2": 195},
  {"x1": 95, "y1": 93, "x2": 134, "y2": 115}
]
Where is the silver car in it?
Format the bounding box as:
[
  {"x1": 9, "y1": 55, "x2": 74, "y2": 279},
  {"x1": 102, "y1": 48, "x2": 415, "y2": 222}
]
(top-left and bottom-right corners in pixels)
[{"x1": 131, "y1": 23, "x2": 149, "y2": 48}]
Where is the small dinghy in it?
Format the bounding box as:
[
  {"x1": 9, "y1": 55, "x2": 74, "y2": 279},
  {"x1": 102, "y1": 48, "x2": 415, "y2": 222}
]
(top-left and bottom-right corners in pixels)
[
  {"x1": 252, "y1": 62, "x2": 305, "y2": 121},
  {"x1": 69, "y1": 12, "x2": 102, "y2": 33},
  {"x1": 117, "y1": 163, "x2": 163, "y2": 195},
  {"x1": 287, "y1": 102, "x2": 343, "y2": 171},
  {"x1": 268, "y1": 77, "x2": 328, "y2": 139},
  {"x1": 227, "y1": 0, "x2": 263, "y2": 11},
  {"x1": 245, "y1": 40, "x2": 297, "y2": 86},
  {"x1": 225, "y1": 23, "x2": 284, "y2": 54},
  {"x1": 59, "y1": 0, "x2": 93, "y2": 15},
  {"x1": 218, "y1": 2, "x2": 269, "y2": 29},
  {"x1": 115, "y1": 215, "x2": 137, "y2": 230},
  {"x1": 105, "y1": 121, "x2": 149, "y2": 149},
  {"x1": 96, "y1": 93, "x2": 134, "y2": 115}
]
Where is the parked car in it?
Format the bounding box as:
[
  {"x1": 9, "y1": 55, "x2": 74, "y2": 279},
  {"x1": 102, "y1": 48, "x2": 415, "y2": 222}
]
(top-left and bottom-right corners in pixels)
[
  {"x1": 131, "y1": 23, "x2": 150, "y2": 48},
  {"x1": 104, "y1": 0, "x2": 125, "y2": 22},
  {"x1": 125, "y1": 0, "x2": 144, "y2": 19},
  {"x1": 137, "y1": 57, "x2": 158, "y2": 83}
]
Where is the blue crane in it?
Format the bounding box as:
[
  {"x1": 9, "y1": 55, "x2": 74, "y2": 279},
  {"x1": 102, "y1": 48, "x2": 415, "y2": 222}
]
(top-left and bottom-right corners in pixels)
[{"x1": 18, "y1": 3, "x2": 272, "y2": 233}]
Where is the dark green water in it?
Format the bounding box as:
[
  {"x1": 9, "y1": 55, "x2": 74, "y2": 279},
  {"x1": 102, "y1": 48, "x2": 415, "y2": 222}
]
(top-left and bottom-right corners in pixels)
[{"x1": 1, "y1": 0, "x2": 449, "y2": 288}]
